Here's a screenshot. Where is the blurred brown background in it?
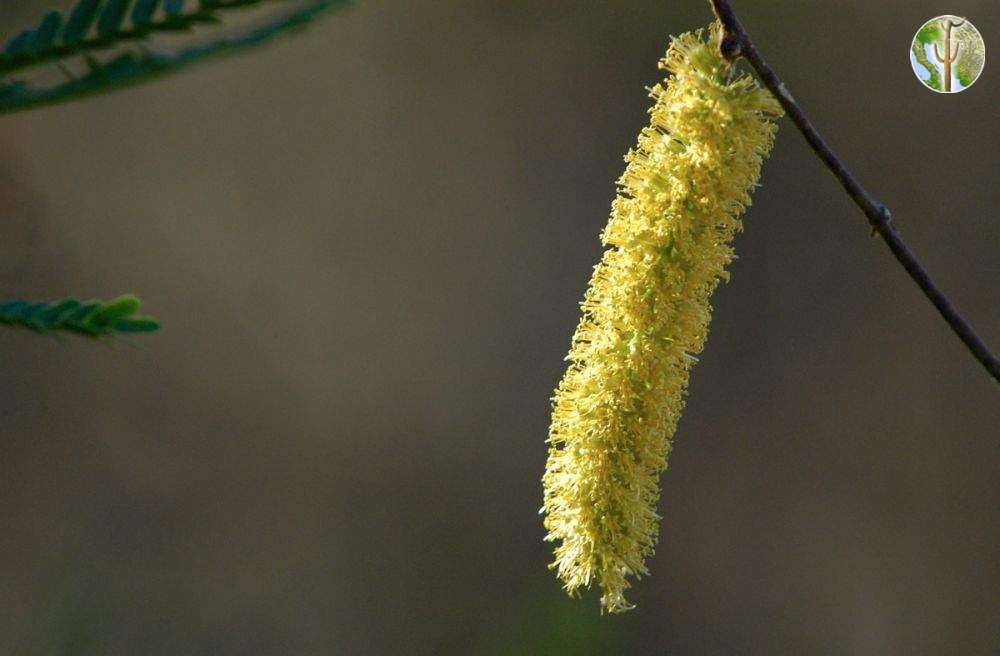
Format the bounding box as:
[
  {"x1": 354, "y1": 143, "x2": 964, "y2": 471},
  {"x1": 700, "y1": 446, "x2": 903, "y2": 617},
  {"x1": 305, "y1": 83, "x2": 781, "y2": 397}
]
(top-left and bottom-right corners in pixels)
[{"x1": 0, "y1": 1, "x2": 997, "y2": 654}]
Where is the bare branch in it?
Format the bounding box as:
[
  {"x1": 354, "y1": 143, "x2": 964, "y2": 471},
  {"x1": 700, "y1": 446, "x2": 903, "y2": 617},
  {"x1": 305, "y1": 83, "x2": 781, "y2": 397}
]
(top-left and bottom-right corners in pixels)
[{"x1": 708, "y1": 0, "x2": 1000, "y2": 382}]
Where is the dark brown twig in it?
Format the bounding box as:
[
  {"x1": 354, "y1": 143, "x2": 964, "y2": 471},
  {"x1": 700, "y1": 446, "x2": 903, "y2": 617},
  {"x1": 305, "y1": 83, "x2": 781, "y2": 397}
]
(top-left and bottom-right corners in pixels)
[{"x1": 708, "y1": 0, "x2": 999, "y2": 383}]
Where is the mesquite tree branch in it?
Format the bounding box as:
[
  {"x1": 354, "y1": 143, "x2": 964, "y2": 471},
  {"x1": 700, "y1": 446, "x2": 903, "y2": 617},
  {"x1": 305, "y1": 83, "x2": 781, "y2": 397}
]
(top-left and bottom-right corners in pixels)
[{"x1": 708, "y1": 0, "x2": 1000, "y2": 383}]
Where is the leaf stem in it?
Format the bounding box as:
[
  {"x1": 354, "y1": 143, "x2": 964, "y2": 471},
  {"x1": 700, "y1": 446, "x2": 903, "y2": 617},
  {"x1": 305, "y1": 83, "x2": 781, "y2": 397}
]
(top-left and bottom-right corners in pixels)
[{"x1": 708, "y1": 0, "x2": 1000, "y2": 383}]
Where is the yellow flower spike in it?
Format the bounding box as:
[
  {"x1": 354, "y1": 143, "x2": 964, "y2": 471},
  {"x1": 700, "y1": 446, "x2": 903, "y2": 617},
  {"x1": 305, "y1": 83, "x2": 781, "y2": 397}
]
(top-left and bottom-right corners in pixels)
[{"x1": 541, "y1": 22, "x2": 781, "y2": 614}]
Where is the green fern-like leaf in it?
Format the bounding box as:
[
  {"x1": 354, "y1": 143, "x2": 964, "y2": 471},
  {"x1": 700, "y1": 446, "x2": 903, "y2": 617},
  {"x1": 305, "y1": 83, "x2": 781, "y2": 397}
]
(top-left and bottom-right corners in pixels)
[
  {"x1": 0, "y1": 0, "x2": 352, "y2": 114},
  {"x1": 0, "y1": 294, "x2": 159, "y2": 336}
]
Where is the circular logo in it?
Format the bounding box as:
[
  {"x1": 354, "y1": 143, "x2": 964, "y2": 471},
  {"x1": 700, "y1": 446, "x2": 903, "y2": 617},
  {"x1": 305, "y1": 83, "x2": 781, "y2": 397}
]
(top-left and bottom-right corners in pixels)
[{"x1": 910, "y1": 16, "x2": 985, "y2": 93}]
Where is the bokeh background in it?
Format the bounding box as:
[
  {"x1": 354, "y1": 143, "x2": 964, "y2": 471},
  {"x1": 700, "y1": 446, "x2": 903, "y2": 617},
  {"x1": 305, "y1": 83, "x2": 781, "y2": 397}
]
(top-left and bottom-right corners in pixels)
[{"x1": 0, "y1": 1, "x2": 997, "y2": 654}]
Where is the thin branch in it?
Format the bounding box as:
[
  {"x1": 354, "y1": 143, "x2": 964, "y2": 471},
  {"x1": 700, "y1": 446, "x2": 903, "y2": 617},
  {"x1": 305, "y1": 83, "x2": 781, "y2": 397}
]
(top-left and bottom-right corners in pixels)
[{"x1": 708, "y1": 0, "x2": 1000, "y2": 383}]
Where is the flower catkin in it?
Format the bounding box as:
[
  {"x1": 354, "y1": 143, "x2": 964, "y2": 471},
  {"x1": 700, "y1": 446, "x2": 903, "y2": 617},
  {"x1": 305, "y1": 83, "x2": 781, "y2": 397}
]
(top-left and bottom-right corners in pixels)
[{"x1": 541, "y1": 23, "x2": 781, "y2": 613}]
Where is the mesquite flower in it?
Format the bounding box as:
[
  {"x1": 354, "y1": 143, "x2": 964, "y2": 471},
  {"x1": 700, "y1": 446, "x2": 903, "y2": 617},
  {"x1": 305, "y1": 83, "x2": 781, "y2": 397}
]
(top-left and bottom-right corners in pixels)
[{"x1": 541, "y1": 22, "x2": 781, "y2": 613}]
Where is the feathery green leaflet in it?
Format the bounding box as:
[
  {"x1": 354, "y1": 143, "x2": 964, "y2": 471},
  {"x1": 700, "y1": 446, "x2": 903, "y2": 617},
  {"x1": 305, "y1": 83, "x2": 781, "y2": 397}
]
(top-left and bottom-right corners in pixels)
[
  {"x1": 0, "y1": 0, "x2": 351, "y2": 115},
  {"x1": 0, "y1": 0, "x2": 353, "y2": 338},
  {"x1": 0, "y1": 295, "x2": 158, "y2": 336}
]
